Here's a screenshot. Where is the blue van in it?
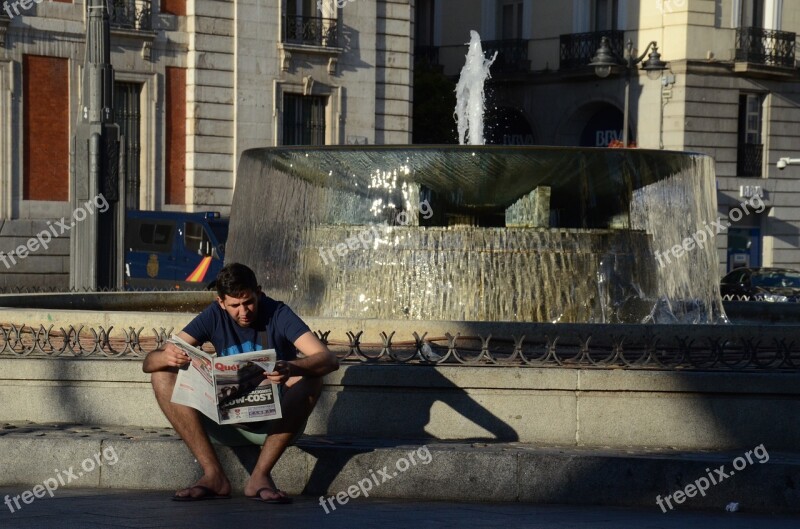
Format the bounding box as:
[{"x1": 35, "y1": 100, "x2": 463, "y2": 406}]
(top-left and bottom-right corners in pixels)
[{"x1": 125, "y1": 211, "x2": 228, "y2": 290}]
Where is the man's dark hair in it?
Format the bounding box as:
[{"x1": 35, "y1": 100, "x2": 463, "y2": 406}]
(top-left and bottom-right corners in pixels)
[{"x1": 216, "y1": 263, "x2": 259, "y2": 299}]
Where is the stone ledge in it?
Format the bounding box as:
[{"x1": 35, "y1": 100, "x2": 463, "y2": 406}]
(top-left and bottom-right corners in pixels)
[
  {"x1": 1, "y1": 358, "x2": 798, "y2": 395},
  {"x1": 1, "y1": 360, "x2": 799, "y2": 450},
  {"x1": 0, "y1": 422, "x2": 798, "y2": 513}
]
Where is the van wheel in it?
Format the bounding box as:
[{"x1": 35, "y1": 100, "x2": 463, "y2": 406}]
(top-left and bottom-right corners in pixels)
[{"x1": 205, "y1": 281, "x2": 216, "y2": 291}]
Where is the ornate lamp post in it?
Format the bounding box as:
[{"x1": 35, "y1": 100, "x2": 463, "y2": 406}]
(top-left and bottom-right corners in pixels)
[
  {"x1": 589, "y1": 37, "x2": 668, "y2": 147},
  {"x1": 70, "y1": 0, "x2": 126, "y2": 290}
]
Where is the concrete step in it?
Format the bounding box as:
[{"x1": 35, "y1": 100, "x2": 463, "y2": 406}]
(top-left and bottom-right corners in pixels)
[{"x1": 1, "y1": 422, "x2": 798, "y2": 515}]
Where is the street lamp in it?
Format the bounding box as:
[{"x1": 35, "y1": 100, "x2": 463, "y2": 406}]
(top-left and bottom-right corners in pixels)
[{"x1": 589, "y1": 37, "x2": 668, "y2": 147}]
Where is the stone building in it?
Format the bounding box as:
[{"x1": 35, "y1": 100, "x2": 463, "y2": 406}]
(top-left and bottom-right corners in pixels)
[
  {"x1": 0, "y1": 0, "x2": 413, "y2": 288},
  {"x1": 418, "y1": 0, "x2": 800, "y2": 273}
]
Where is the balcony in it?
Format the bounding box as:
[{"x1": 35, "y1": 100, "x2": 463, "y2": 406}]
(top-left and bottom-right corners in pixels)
[
  {"x1": 735, "y1": 27, "x2": 796, "y2": 68},
  {"x1": 481, "y1": 39, "x2": 530, "y2": 74},
  {"x1": 282, "y1": 15, "x2": 339, "y2": 48},
  {"x1": 560, "y1": 30, "x2": 624, "y2": 70},
  {"x1": 109, "y1": 0, "x2": 152, "y2": 31},
  {"x1": 737, "y1": 143, "x2": 763, "y2": 177}
]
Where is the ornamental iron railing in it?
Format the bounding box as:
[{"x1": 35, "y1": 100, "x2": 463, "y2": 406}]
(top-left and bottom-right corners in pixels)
[
  {"x1": 282, "y1": 15, "x2": 339, "y2": 48},
  {"x1": 2, "y1": 322, "x2": 799, "y2": 370},
  {"x1": 737, "y1": 143, "x2": 763, "y2": 177},
  {"x1": 109, "y1": 0, "x2": 152, "y2": 31},
  {"x1": 735, "y1": 27, "x2": 796, "y2": 68},
  {"x1": 481, "y1": 39, "x2": 529, "y2": 73},
  {"x1": 559, "y1": 30, "x2": 624, "y2": 70}
]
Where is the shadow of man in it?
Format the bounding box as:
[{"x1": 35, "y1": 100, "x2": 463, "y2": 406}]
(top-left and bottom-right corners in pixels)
[{"x1": 299, "y1": 363, "x2": 519, "y2": 496}]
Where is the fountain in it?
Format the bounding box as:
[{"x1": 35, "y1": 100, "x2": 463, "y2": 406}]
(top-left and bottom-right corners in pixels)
[
  {"x1": 225, "y1": 147, "x2": 722, "y2": 323},
  {"x1": 455, "y1": 31, "x2": 497, "y2": 146},
  {"x1": 224, "y1": 31, "x2": 723, "y2": 324}
]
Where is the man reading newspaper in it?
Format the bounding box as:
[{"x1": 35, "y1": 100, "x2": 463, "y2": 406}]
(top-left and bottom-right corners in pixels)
[
  {"x1": 168, "y1": 335, "x2": 283, "y2": 424},
  {"x1": 143, "y1": 263, "x2": 338, "y2": 503}
]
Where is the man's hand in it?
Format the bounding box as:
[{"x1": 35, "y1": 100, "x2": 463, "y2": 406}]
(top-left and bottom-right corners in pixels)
[
  {"x1": 162, "y1": 343, "x2": 192, "y2": 368},
  {"x1": 267, "y1": 332, "x2": 339, "y2": 381},
  {"x1": 142, "y1": 331, "x2": 199, "y2": 373},
  {"x1": 265, "y1": 360, "x2": 294, "y2": 385}
]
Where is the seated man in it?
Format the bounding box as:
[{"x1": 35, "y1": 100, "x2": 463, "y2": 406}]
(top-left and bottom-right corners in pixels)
[{"x1": 143, "y1": 262, "x2": 338, "y2": 503}]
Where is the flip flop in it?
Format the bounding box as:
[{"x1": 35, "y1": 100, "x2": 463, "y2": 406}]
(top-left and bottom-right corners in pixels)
[
  {"x1": 171, "y1": 485, "x2": 231, "y2": 502},
  {"x1": 246, "y1": 486, "x2": 293, "y2": 504}
]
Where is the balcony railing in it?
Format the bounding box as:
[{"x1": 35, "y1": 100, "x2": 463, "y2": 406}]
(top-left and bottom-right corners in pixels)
[
  {"x1": 481, "y1": 39, "x2": 529, "y2": 73},
  {"x1": 414, "y1": 46, "x2": 440, "y2": 67},
  {"x1": 735, "y1": 27, "x2": 796, "y2": 68},
  {"x1": 560, "y1": 30, "x2": 624, "y2": 70},
  {"x1": 737, "y1": 143, "x2": 763, "y2": 177},
  {"x1": 282, "y1": 15, "x2": 339, "y2": 48},
  {"x1": 109, "y1": 0, "x2": 152, "y2": 31}
]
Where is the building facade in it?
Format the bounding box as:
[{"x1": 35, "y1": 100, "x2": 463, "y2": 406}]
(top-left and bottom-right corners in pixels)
[
  {"x1": 0, "y1": 0, "x2": 413, "y2": 289},
  {"x1": 418, "y1": 0, "x2": 800, "y2": 274}
]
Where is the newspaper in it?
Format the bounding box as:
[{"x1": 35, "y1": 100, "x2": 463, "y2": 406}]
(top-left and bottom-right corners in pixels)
[{"x1": 169, "y1": 335, "x2": 283, "y2": 425}]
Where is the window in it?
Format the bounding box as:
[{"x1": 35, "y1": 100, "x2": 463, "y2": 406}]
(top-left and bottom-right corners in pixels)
[
  {"x1": 593, "y1": 0, "x2": 619, "y2": 31},
  {"x1": 283, "y1": 0, "x2": 338, "y2": 46},
  {"x1": 500, "y1": 1, "x2": 523, "y2": 39},
  {"x1": 208, "y1": 221, "x2": 229, "y2": 250},
  {"x1": 752, "y1": 0, "x2": 764, "y2": 28},
  {"x1": 414, "y1": 0, "x2": 440, "y2": 66},
  {"x1": 283, "y1": 94, "x2": 326, "y2": 145},
  {"x1": 185, "y1": 222, "x2": 213, "y2": 256},
  {"x1": 115, "y1": 82, "x2": 143, "y2": 210},
  {"x1": 739, "y1": 0, "x2": 765, "y2": 28},
  {"x1": 737, "y1": 94, "x2": 764, "y2": 177},
  {"x1": 416, "y1": 0, "x2": 436, "y2": 46},
  {"x1": 129, "y1": 221, "x2": 174, "y2": 252},
  {"x1": 286, "y1": 0, "x2": 316, "y2": 17},
  {"x1": 109, "y1": 0, "x2": 153, "y2": 31}
]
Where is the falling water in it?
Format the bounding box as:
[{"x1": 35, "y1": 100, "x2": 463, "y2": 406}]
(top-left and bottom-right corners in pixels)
[
  {"x1": 455, "y1": 31, "x2": 497, "y2": 146},
  {"x1": 226, "y1": 146, "x2": 726, "y2": 323}
]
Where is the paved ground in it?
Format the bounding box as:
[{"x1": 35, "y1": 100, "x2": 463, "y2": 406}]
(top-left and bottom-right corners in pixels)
[{"x1": 0, "y1": 489, "x2": 798, "y2": 529}]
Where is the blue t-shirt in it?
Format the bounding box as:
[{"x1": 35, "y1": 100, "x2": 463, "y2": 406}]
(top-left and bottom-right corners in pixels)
[{"x1": 182, "y1": 293, "x2": 310, "y2": 360}]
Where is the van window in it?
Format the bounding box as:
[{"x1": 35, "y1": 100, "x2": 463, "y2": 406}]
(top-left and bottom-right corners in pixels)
[
  {"x1": 128, "y1": 221, "x2": 175, "y2": 253},
  {"x1": 185, "y1": 222, "x2": 213, "y2": 256},
  {"x1": 208, "y1": 221, "x2": 228, "y2": 247}
]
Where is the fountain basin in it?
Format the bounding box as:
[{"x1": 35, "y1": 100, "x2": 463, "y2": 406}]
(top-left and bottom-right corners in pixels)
[{"x1": 227, "y1": 146, "x2": 724, "y2": 323}]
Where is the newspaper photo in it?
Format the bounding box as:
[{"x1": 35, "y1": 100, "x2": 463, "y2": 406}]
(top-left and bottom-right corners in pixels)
[{"x1": 169, "y1": 334, "x2": 283, "y2": 425}]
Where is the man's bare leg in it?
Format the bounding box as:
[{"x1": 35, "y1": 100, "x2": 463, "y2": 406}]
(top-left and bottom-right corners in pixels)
[
  {"x1": 151, "y1": 370, "x2": 231, "y2": 498},
  {"x1": 244, "y1": 376, "x2": 322, "y2": 500}
]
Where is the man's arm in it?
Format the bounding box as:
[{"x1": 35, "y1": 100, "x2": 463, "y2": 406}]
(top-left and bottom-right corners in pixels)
[
  {"x1": 266, "y1": 331, "x2": 338, "y2": 384},
  {"x1": 142, "y1": 331, "x2": 200, "y2": 373}
]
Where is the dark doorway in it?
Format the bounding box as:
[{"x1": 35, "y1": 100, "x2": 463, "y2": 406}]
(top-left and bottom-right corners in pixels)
[
  {"x1": 580, "y1": 105, "x2": 628, "y2": 147},
  {"x1": 283, "y1": 94, "x2": 327, "y2": 145},
  {"x1": 115, "y1": 82, "x2": 142, "y2": 210}
]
